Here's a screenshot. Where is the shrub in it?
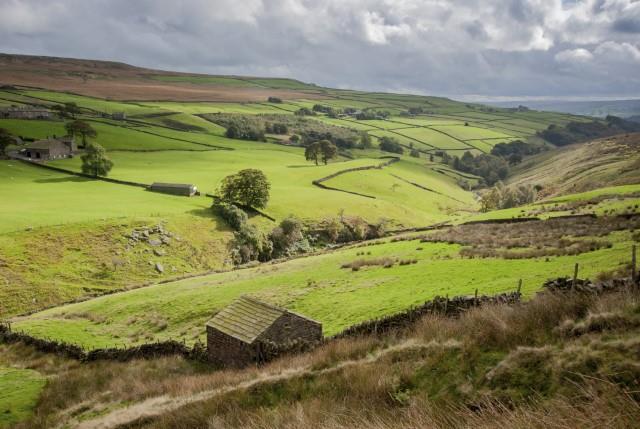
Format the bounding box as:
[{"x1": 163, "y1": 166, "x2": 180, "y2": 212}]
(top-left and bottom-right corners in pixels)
[
  {"x1": 379, "y1": 137, "x2": 404, "y2": 154},
  {"x1": 212, "y1": 201, "x2": 248, "y2": 231},
  {"x1": 267, "y1": 96, "x2": 282, "y2": 103},
  {"x1": 232, "y1": 224, "x2": 272, "y2": 264},
  {"x1": 270, "y1": 216, "x2": 309, "y2": 258}
]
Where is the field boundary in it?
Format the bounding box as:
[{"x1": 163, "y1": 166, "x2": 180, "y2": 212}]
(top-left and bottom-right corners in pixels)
[
  {"x1": 2, "y1": 276, "x2": 636, "y2": 364},
  {"x1": 12, "y1": 158, "x2": 149, "y2": 188},
  {"x1": 389, "y1": 173, "x2": 468, "y2": 204},
  {"x1": 311, "y1": 156, "x2": 400, "y2": 198}
]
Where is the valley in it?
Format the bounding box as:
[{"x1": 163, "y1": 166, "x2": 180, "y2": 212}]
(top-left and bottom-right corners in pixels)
[{"x1": 1, "y1": 53, "x2": 639, "y2": 429}]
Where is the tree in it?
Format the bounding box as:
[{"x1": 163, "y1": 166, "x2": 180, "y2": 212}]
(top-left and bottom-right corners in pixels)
[
  {"x1": 359, "y1": 132, "x2": 372, "y2": 149},
  {"x1": 0, "y1": 128, "x2": 14, "y2": 158},
  {"x1": 410, "y1": 148, "x2": 420, "y2": 158},
  {"x1": 305, "y1": 142, "x2": 320, "y2": 165},
  {"x1": 65, "y1": 120, "x2": 97, "y2": 148},
  {"x1": 305, "y1": 140, "x2": 337, "y2": 165},
  {"x1": 379, "y1": 136, "x2": 404, "y2": 154},
  {"x1": 81, "y1": 142, "x2": 113, "y2": 177},
  {"x1": 219, "y1": 169, "x2": 270, "y2": 209},
  {"x1": 319, "y1": 140, "x2": 337, "y2": 165}
]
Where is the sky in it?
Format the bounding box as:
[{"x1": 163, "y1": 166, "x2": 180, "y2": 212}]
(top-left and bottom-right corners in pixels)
[{"x1": 1, "y1": 0, "x2": 639, "y2": 100}]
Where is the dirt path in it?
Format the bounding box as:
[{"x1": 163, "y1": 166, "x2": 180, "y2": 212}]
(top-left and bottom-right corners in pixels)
[{"x1": 67, "y1": 340, "x2": 424, "y2": 429}]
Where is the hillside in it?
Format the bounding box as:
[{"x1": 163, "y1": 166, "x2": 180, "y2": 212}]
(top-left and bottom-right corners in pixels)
[
  {"x1": 0, "y1": 54, "x2": 593, "y2": 318},
  {"x1": 4, "y1": 284, "x2": 640, "y2": 428},
  {"x1": 1, "y1": 53, "x2": 640, "y2": 429},
  {"x1": 509, "y1": 133, "x2": 640, "y2": 198}
]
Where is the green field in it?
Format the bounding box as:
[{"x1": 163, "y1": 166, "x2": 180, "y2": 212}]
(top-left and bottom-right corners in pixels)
[
  {"x1": 0, "y1": 84, "x2": 619, "y2": 334},
  {"x1": 0, "y1": 160, "x2": 210, "y2": 233},
  {"x1": 13, "y1": 228, "x2": 637, "y2": 348},
  {"x1": 0, "y1": 367, "x2": 46, "y2": 428}
]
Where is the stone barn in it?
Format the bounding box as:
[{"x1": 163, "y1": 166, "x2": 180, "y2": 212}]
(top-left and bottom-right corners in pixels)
[
  {"x1": 149, "y1": 182, "x2": 198, "y2": 197},
  {"x1": 206, "y1": 296, "x2": 322, "y2": 367},
  {"x1": 21, "y1": 137, "x2": 76, "y2": 161}
]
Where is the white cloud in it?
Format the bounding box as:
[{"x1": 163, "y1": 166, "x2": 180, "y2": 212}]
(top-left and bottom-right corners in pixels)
[
  {"x1": 555, "y1": 48, "x2": 593, "y2": 63},
  {"x1": 0, "y1": 0, "x2": 638, "y2": 97},
  {"x1": 594, "y1": 41, "x2": 640, "y2": 62}
]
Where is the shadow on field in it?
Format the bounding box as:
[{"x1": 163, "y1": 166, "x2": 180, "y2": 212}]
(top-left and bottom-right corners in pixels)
[
  {"x1": 187, "y1": 208, "x2": 233, "y2": 232},
  {"x1": 35, "y1": 177, "x2": 91, "y2": 183}
]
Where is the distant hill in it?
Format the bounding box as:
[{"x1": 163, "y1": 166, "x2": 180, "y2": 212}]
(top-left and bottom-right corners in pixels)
[
  {"x1": 488, "y1": 99, "x2": 640, "y2": 118},
  {"x1": 508, "y1": 132, "x2": 640, "y2": 198},
  {"x1": 0, "y1": 53, "x2": 324, "y2": 102}
]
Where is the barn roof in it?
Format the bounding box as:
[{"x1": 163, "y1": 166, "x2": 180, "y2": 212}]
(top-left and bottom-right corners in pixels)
[
  {"x1": 23, "y1": 139, "x2": 69, "y2": 150},
  {"x1": 150, "y1": 182, "x2": 196, "y2": 189},
  {"x1": 206, "y1": 296, "x2": 288, "y2": 344}
]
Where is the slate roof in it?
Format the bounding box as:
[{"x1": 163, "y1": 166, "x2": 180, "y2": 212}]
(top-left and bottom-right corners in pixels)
[
  {"x1": 24, "y1": 139, "x2": 70, "y2": 151},
  {"x1": 206, "y1": 296, "x2": 287, "y2": 344}
]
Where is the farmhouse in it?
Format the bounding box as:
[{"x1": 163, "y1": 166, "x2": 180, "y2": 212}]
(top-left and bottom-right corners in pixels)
[
  {"x1": 149, "y1": 182, "x2": 198, "y2": 196},
  {"x1": 21, "y1": 137, "x2": 77, "y2": 161},
  {"x1": 206, "y1": 296, "x2": 322, "y2": 367},
  {"x1": 0, "y1": 106, "x2": 52, "y2": 119}
]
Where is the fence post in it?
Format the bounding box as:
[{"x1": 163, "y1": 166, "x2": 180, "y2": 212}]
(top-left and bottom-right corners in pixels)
[
  {"x1": 474, "y1": 289, "x2": 478, "y2": 307},
  {"x1": 517, "y1": 279, "x2": 522, "y2": 297},
  {"x1": 633, "y1": 245, "x2": 637, "y2": 286},
  {"x1": 572, "y1": 263, "x2": 579, "y2": 292},
  {"x1": 444, "y1": 294, "x2": 449, "y2": 314}
]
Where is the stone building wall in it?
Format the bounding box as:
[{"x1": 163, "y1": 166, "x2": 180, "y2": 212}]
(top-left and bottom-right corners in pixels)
[
  {"x1": 206, "y1": 325, "x2": 256, "y2": 367},
  {"x1": 259, "y1": 312, "x2": 322, "y2": 345}
]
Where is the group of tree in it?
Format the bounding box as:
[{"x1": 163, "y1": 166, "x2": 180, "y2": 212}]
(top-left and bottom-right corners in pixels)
[
  {"x1": 52, "y1": 102, "x2": 81, "y2": 119},
  {"x1": 480, "y1": 181, "x2": 537, "y2": 212},
  {"x1": 212, "y1": 169, "x2": 311, "y2": 263},
  {"x1": 490, "y1": 140, "x2": 546, "y2": 165},
  {"x1": 264, "y1": 122, "x2": 288, "y2": 134},
  {"x1": 538, "y1": 116, "x2": 640, "y2": 147},
  {"x1": 267, "y1": 96, "x2": 282, "y2": 103},
  {"x1": 305, "y1": 140, "x2": 338, "y2": 165},
  {"x1": 378, "y1": 136, "x2": 404, "y2": 154},
  {"x1": 65, "y1": 120, "x2": 97, "y2": 148},
  {"x1": 294, "y1": 107, "x2": 316, "y2": 116},
  {"x1": 442, "y1": 151, "x2": 509, "y2": 186},
  {"x1": 355, "y1": 110, "x2": 390, "y2": 120},
  {"x1": 225, "y1": 123, "x2": 266, "y2": 141}
]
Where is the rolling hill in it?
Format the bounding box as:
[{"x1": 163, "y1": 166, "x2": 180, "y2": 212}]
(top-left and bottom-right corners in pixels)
[{"x1": 1, "y1": 53, "x2": 640, "y2": 429}]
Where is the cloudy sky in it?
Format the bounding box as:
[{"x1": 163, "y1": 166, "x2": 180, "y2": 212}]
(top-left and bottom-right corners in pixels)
[{"x1": 1, "y1": 0, "x2": 639, "y2": 100}]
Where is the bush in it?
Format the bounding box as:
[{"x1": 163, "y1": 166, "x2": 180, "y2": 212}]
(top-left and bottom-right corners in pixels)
[
  {"x1": 295, "y1": 107, "x2": 315, "y2": 116},
  {"x1": 267, "y1": 96, "x2": 282, "y2": 103},
  {"x1": 480, "y1": 182, "x2": 537, "y2": 212},
  {"x1": 379, "y1": 137, "x2": 404, "y2": 154},
  {"x1": 232, "y1": 224, "x2": 272, "y2": 264},
  {"x1": 212, "y1": 201, "x2": 248, "y2": 231},
  {"x1": 270, "y1": 216, "x2": 310, "y2": 258}
]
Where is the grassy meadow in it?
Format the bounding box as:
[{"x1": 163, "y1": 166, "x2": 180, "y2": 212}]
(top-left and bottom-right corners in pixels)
[
  {"x1": 0, "y1": 84, "x2": 630, "y2": 350},
  {"x1": 0, "y1": 367, "x2": 45, "y2": 428},
  {"x1": 13, "y1": 224, "x2": 638, "y2": 349}
]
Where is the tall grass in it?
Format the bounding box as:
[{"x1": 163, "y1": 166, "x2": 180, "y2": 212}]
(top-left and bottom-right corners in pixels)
[{"x1": 10, "y1": 287, "x2": 640, "y2": 429}]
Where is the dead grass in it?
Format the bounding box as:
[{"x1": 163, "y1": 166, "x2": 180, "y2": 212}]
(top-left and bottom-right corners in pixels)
[
  {"x1": 8, "y1": 288, "x2": 640, "y2": 429},
  {"x1": 418, "y1": 215, "x2": 639, "y2": 259}
]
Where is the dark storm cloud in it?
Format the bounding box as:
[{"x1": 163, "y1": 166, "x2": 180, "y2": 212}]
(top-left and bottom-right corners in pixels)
[{"x1": 0, "y1": 0, "x2": 639, "y2": 99}]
